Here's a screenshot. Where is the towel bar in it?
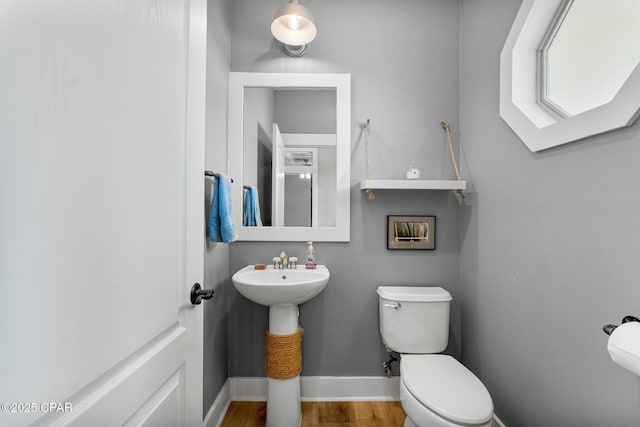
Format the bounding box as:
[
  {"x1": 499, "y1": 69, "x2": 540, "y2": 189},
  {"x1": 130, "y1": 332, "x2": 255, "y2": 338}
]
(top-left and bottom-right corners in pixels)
[{"x1": 205, "y1": 170, "x2": 233, "y2": 183}]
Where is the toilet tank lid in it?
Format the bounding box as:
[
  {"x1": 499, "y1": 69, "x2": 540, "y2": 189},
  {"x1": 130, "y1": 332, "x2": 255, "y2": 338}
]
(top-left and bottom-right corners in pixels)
[{"x1": 377, "y1": 286, "x2": 452, "y2": 302}]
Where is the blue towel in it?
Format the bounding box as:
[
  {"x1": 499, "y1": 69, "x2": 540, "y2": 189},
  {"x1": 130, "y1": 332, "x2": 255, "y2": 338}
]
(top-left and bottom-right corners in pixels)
[
  {"x1": 209, "y1": 174, "x2": 239, "y2": 243},
  {"x1": 243, "y1": 186, "x2": 263, "y2": 227}
]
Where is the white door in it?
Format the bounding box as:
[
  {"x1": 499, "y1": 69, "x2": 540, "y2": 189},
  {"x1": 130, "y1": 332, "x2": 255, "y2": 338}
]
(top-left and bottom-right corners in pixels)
[
  {"x1": 0, "y1": 1, "x2": 207, "y2": 426},
  {"x1": 272, "y1": 123, "x2": 286, "y2": 227}
]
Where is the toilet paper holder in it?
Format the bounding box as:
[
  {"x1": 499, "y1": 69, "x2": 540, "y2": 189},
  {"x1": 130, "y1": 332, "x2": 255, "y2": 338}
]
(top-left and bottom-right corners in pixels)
[{"x1": 602, "y1": 315, "x2": 640, "y2": 336}]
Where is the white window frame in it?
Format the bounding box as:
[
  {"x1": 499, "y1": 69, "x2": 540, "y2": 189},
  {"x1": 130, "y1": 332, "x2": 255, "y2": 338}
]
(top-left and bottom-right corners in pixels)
[{"x1": 500, "y1": 0, "x2": 640, "y2": 152}]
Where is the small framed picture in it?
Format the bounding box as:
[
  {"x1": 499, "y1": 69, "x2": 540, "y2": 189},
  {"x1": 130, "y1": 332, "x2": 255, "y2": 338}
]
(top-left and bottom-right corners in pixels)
[{"x1": 387, "y1": 215, "x2": 436, "y2": 250}]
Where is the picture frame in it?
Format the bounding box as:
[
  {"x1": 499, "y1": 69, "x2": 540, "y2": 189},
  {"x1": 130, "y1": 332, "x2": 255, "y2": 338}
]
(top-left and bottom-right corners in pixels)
[{"x1": 387, "y1": 215, "x2": 436, "y2": 250}]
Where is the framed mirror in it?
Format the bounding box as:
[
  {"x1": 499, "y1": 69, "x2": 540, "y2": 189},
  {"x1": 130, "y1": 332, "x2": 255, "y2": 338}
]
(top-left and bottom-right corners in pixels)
[
  {"x1": 500, "y1": 0, "x2": 640, "y2": 152},
  {"x1": 228, "y1": 72, "x2": 351, "y2": 241}
]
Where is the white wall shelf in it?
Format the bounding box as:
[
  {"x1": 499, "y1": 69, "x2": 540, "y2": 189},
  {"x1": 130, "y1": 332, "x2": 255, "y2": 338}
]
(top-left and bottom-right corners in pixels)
[{"x1": 359, "y1": 179, "x2": 466, "y2": 191}]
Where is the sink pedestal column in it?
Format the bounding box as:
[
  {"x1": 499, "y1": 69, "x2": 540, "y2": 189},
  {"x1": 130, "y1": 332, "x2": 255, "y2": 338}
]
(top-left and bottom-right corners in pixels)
[{"x1": 267, "y1": 303, "x2": 302, "y2": 427}]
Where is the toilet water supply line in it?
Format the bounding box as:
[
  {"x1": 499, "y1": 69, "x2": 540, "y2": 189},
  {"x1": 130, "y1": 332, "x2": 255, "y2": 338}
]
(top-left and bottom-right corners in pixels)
[{"x1": 382, "y1": 347, "x2": 400, "y2": 378}]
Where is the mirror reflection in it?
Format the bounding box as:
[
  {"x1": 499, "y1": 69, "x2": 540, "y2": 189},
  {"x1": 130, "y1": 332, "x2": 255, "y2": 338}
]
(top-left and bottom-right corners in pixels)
[{"x1": 243, "y1": 88, "x2": 336, "y2": 228}]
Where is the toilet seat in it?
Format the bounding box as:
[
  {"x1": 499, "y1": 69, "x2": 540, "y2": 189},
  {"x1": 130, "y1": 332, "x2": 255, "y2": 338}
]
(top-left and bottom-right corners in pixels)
[{"x1": 400, "y1": 355, "x2": 493, "y2": 426}]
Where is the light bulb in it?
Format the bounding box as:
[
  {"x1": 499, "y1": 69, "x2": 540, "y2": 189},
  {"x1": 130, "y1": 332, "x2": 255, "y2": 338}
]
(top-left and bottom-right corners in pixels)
[{"x1": 288, "y1": 15, "x2": 300, "y2": 31}]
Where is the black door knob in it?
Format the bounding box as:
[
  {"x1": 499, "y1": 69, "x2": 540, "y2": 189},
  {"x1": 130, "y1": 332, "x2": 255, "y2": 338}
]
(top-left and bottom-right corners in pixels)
[{"x1": 190, "y1": 283, "x2": 214, "y2": 305}]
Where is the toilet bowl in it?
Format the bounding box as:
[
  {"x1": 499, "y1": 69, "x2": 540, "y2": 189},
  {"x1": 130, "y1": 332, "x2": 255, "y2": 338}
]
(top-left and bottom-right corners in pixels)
[
  {"x1": 377, "y1": 286, "x2": 494, "y2": 427},
  {"x1": 399, "y1": 355, "x2": 493, "y2": 427}
]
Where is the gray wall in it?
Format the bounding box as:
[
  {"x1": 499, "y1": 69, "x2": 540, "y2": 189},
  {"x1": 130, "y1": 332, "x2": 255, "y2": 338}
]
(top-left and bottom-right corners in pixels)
[
  {"x1": 459, "y1": 0, "x2": 640, "y2": 426},
  {"x1": 274, "y1": 90, "x2": 336, "y2": 134},
  {"x1": 203, "y1": 0, "x2": 232, "y2": 416},
  {"x1": 228, "y1": 0, "x2": 462, "y2": 377}
]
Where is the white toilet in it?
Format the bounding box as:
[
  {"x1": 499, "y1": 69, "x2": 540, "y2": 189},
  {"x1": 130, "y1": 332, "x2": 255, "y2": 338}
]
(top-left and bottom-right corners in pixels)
[{"x1": 378, "y1": 286, "x2": 494, "y2": 427}]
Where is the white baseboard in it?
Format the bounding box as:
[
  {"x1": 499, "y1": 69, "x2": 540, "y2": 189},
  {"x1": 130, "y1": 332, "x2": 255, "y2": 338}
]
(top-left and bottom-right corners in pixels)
[
  {"x1": 229, "y1": 377, "x2": 267, "y2": 401},
  {"x1": 203, "y1": 379, "x2": 231, "y2": 427},
  {"x1": 213, "y1": 376, "x2": 503, "y2": 426},
  {"x1": 229, "y1": 376, "x2": 400, "y2": 401},
  {"x1": 301, "y1": 376, "x2": 400, "y2": 401}
]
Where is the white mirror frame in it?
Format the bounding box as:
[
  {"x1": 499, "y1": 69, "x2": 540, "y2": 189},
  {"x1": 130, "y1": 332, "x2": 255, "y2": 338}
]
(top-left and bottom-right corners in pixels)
[
  {"x1": 500, "y1": 0, "x2": 640, "y2": 152},
  {"x1": 228, "y1": 72, "x2": 351, "y2": 242}
]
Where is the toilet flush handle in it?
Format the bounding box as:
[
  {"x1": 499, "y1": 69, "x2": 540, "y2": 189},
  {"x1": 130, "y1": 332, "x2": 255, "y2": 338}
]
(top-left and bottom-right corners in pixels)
[{"x1": 384, "y1": 302, "x2": 401, "y2": 309}]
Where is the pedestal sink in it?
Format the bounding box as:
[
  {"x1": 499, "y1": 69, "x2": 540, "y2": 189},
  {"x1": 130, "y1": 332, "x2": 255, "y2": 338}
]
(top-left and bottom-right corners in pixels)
[{"x1": 232, "y1": 265, "x2": 330, "y2": 427}]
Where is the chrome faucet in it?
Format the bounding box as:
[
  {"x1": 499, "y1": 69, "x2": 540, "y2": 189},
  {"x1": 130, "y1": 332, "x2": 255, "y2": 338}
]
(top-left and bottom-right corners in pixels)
[{"x1": 279, "y1": 250, "x2": 289, "y2": 269}]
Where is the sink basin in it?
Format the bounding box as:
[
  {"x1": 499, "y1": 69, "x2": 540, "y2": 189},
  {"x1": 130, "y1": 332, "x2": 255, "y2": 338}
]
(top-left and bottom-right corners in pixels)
[{"x1": 232, "y1": 265, "x2": 329, "y2": 306}]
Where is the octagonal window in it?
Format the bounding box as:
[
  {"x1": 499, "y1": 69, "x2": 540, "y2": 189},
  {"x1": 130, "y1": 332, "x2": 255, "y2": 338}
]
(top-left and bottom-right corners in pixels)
[{"x1": 540, "y1": 0, "x2": 640, "y2": 117}]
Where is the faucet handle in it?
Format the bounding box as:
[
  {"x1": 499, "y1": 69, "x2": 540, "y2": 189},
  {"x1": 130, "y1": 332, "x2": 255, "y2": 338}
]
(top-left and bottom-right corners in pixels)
[
  {"x1": 289, "y1": 257, "x2": 298, "y2": 269},
  {"x1": 273, "y1": 256, "x2": 282, "y2": 269}
]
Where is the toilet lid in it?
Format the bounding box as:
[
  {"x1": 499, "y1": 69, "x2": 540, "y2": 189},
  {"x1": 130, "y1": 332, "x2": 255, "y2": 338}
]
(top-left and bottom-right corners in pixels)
[{"x1": 400, "y1": 354, "x2": 493, "y2": 425}]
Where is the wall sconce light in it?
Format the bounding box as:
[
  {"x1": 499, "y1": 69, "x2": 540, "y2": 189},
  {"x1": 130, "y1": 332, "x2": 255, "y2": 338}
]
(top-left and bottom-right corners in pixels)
[{"x1": 271, "y1": 0, "x2": 317, "y2": 57}]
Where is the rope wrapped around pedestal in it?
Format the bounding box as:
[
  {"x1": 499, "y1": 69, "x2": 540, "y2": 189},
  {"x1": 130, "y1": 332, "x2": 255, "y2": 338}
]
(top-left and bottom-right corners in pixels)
[{"x1": 266, "y1": 327, "x2": 303, "y2": 379}]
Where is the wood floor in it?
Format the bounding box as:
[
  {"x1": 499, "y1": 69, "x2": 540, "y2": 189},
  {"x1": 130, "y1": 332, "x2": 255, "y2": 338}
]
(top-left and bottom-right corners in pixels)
[{"x1": 220, "y1": 401, "x2": 407, "y2": 427}]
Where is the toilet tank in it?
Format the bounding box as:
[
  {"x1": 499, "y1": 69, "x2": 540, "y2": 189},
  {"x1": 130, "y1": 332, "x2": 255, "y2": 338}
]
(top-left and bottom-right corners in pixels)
[{"x1": 377, "y1": 286, "x2": 452, "y2": 354}]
